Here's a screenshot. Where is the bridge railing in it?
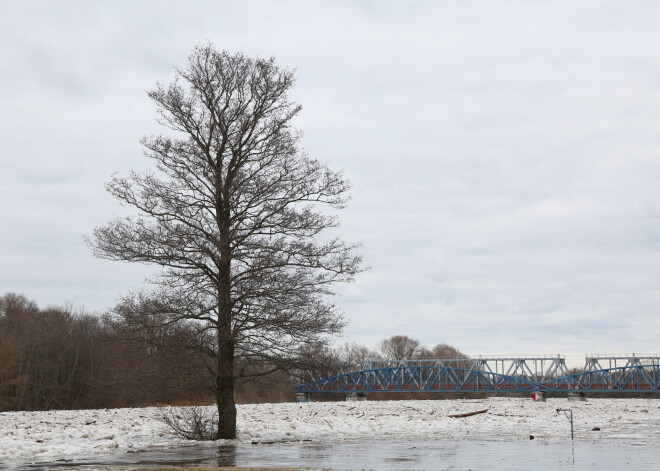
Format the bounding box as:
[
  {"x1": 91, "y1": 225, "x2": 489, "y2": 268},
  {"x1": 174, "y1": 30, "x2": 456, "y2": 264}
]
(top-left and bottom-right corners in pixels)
[{"x1": 585, "y1": 353, "x2": 660, "y2": 359}]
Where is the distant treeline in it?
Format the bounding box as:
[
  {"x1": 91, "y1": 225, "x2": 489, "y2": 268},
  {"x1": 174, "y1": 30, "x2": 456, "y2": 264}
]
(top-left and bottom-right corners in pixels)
[
  {"x1": 0, "y1": 293, "x2": 218, "y2": 411},
  {"x1": 0, "y1": 293, "x2": 468, "y2": 411}
]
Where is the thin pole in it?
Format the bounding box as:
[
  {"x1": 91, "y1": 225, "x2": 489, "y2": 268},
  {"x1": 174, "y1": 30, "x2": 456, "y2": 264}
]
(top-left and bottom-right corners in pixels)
[{"x1": 557, "y1": 408, "x2": 574, "y2": 440}]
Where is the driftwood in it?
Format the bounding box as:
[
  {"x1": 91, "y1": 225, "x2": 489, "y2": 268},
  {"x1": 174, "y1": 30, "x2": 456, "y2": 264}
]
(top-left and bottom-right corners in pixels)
[{"x1": 448, "y1": 409, "x2": 489, "y2": 418}]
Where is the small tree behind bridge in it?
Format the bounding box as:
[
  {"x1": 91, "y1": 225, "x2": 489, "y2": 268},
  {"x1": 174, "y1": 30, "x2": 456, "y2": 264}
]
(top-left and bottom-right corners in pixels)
[{"x1": 88, "y1": 44, "x2": 363, "y2": 439}]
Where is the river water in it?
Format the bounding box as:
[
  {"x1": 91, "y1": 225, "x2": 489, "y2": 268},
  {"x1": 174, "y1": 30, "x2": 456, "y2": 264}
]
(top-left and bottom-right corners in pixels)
[{"x1": 11, "y1": 438, "x2": 660, "y2": 470}]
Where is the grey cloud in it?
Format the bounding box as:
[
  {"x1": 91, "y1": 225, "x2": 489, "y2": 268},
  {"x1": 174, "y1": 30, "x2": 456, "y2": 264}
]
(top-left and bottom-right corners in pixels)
[{"x1": 2, "y1": 0, "x2": 660, "y2": 356}]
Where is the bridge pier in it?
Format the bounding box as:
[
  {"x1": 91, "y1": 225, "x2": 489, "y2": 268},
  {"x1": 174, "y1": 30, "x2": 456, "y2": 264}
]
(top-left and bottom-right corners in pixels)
[
  {"x1": 345, "y1": 393, "x2": 367, "y2": 402},
  {"x1": 532, "y1": 391, "x2": 546, "y2": 402},
  {"x1": 568, "y1": 392, "x2": 586, "y2": 401},
  {"x1": 295, "y1": 393, "x2": 311, "y2": 403}
]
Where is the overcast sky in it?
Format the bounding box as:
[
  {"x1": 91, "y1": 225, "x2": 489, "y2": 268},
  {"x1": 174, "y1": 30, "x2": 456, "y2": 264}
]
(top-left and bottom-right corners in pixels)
[{"x1": 2, "y1": 1, "x2": 660, "y2": 358}]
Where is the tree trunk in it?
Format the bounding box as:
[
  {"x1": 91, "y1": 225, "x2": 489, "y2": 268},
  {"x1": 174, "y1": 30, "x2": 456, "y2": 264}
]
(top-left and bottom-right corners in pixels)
[
  {"x1": 215, "y1": 330, "x2": 236, "y2": 439},
  {"x1": 216, "y1": 174, "x2": 236, "y2": 439},
  {"x1": 215, "y1": 255, "x2": 236, "y2": 440}
]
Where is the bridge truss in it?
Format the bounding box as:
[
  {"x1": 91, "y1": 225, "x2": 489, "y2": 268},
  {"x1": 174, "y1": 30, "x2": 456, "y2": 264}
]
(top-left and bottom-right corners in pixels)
[{"x1": 296, "y1": 354, "x2": 660, "y2": 394}]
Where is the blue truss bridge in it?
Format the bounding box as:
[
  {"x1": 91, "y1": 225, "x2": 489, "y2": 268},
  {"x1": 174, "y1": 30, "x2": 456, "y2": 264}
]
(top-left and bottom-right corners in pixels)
[{"x1": 296, "y1": 354, "x2": 660, "y2": 394}]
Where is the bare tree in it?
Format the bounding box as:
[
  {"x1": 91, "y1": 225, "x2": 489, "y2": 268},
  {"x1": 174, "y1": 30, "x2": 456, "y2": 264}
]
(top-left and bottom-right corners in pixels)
[
  {"x1": 336, "y1": 341, "x2": 376, "y2": 371},
  {"x1": 378, "y1": 335, "x2": 420, "y2": 360},
  {"x1": 429, "y1": 343, "x2": 467, "y2": 359},
  {"x1": 87, "y1": 44, "x2": 363, "y2": 439},
  {"x1": 0, "y1": 332, "x2": 26, "y2": 411}
]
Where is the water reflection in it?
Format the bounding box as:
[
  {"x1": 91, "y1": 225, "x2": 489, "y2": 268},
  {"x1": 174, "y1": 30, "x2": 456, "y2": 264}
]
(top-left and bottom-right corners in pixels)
[{"x1": 215, "y1": 444, "x2": 236, "y2": 467}]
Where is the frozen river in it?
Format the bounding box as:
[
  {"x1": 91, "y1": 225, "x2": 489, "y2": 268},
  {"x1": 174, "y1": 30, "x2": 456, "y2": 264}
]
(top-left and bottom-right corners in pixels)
[
  {"x1": 2, "y1": 397, "x2": 660, "y2": 469},
  {"x1": 11, "y1": 438, "x2": 660, "y2": 470}
]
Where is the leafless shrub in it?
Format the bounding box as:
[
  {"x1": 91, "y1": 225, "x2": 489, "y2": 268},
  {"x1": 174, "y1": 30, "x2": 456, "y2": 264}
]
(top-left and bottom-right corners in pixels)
[{"x1": 161, "y1": 406, "x2": 218, "y2": 441}]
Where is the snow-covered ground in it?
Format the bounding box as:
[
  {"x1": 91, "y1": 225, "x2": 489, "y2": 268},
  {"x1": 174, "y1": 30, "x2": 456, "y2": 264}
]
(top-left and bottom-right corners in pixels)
[{"x1": 2, "y1": 398, "x2": 659, "y2": 464}]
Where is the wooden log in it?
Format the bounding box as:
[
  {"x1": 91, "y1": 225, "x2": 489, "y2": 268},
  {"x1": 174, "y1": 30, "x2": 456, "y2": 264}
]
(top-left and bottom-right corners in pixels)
[{"x1": 448, "y1": 409, "x2": 489, "y2": 418}]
